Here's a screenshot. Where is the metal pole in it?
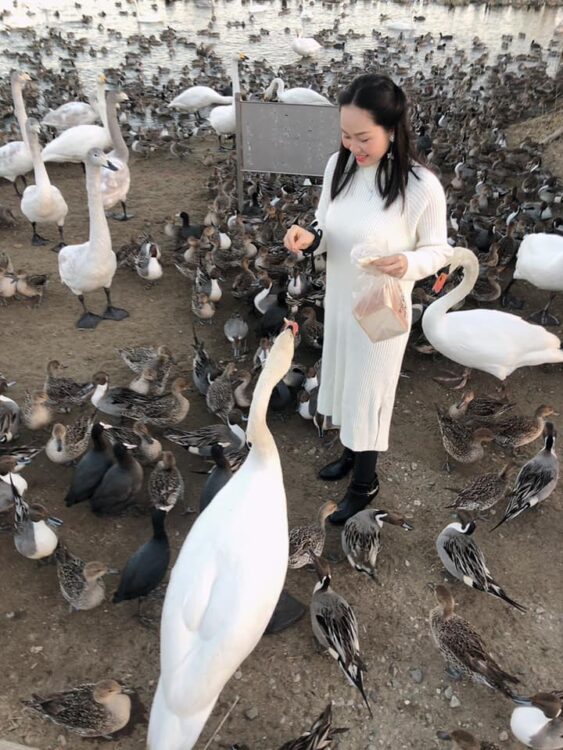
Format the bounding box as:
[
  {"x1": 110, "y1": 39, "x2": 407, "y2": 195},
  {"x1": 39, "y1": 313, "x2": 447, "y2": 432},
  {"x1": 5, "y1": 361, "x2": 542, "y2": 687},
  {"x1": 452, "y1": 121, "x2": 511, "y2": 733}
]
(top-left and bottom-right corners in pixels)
[{"x1": 232, "y1": 59, "x2": 245, "y2": 214}]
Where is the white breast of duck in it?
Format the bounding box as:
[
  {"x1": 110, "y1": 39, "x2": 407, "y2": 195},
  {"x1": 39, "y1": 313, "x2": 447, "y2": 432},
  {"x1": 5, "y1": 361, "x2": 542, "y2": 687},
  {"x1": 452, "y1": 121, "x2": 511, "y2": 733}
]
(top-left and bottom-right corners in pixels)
[
  {"x1": 91, "y1": 379, "x2": 109, "y2": 409},
  {"x1": 511, "y1": 706, "x2": 554, "y2": 748},
  {"x1": 28, "y1": 519, "x2": 59, "y2": 559},
  {"x1": 0, "y1": 471, "x2": 27, "y2": 495},
  {"x1": 209, "y1": 277, "x2": 222, "y2": 303}
]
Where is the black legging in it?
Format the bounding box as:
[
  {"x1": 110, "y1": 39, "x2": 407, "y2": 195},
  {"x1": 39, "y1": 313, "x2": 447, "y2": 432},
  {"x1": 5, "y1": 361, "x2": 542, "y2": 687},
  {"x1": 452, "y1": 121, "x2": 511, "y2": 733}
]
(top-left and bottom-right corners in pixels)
[{"x1": 353, "y1": 450, "x2": 378, "y2": 484}]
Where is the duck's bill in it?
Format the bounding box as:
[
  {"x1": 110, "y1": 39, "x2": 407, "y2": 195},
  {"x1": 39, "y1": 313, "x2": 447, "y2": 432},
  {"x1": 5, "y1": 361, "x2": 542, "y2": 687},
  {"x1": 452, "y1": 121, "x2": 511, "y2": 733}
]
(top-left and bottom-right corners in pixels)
[
  {"x1": 436, "y1": 731, "x2": 452, "y2": 740},
  {"x1": 283, "y1": 318, "x2": 299, "y2": 336},
  {"x1": 402, "y1": 521, "x2": 414, "y2": 530},
  {"x1": 47, "y1": 516, "x2": 64, "y2": 528},
  {"x1": 433, "y1": 272, "x2": 449, "y2": 294},
  {"x1": 511, "y1": 695, "x2": 533, "y2": 706}
]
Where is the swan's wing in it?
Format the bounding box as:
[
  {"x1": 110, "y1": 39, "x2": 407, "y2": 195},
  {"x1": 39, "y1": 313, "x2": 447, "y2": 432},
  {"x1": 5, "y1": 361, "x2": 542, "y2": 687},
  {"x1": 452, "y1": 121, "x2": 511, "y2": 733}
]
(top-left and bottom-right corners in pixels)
[{"x1": 58, "y1": 244, "x2": 88, "y2": 288}]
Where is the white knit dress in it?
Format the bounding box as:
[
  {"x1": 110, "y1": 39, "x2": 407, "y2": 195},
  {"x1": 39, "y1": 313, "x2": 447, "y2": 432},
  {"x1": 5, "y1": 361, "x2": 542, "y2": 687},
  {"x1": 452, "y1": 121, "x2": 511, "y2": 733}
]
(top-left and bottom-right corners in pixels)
[{"x1": 315, "y1": 152, "x2": 453, "y2": 452}]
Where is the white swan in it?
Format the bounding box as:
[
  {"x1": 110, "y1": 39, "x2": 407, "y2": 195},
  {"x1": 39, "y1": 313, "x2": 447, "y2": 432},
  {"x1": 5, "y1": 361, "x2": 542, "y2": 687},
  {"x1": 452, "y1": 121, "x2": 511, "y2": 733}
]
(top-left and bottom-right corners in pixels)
[
  {"x1": 41, "y1": 74, "x2": 104, "y2": 131},
  {"x1": 209, "y1": 103, "x2": 237, "y2": 149},
  {"x1": 100, "y1": 91, "x2": 132, "y2": 221},
  {"x1": 0, "y1": 71, "x2": 33, "y2": 195},
  {"x1": 513, "y1": 233, "x2": 563, "y2": 326},
  {"x1": 422, "y1": 246, "x2": 563, "y2": 380},
  {"x1": 291, "y1": 31, "x2": 322, "y2": 57},
  {"x1": 134, "y1": 0, "x2": 164, "y2": 23},
  {"x1": 263, "y1": 77, "x2": 331, "y2": 105},
  {"x1": 169, "y1": 86, "x2": 233, "y2": 121},
  {"x1": 58, "y1": 148, "x2": 128, "y2": 329},
  {"x1": 147, "y1": 322, "x2": 298, "y2": 750},
  {"x1": 20, "y1": 119, "x2": 68, "y2": 249},
  {"x1": 42, "y1": 78, "x2": 111, "y2": 164}
]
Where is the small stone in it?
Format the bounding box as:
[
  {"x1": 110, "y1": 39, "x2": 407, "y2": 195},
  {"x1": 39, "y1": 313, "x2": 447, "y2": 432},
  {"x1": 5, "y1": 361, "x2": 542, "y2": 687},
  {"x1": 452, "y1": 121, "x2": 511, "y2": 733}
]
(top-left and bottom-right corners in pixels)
[
  {"x1": 499, "y1": 730, "x2": 509, "y2": 742},
  {"x1": 449, "y1": 695, "x2": 461, "y2": 708},
  {"x1": 411, "y1": 462, "x2": 418, "y2": 470},
  {"x1": 234, "y1": 670, "x2": 242, "y2": 680},
  {"x1": 409, "y1": 668, "x2": 423, "y2": 684},
  {"x1": 444, "y1": 686, "x2": 453, "y2": 700},
  {"x1": 5, "y1": 611, "x2": 15, "y2": 619},
  {"x1": 30, "y1": 645, "x2": 43, "y2": 654},
  {"x1": 245, "y1": 707, "x2": 258, "y2": 721},
  {"x1": 293, "y1": 673, "x2": 301, "y2": 683},
  {"x1": 535, "y1": 606, "x2": 545, "y2": 615}
]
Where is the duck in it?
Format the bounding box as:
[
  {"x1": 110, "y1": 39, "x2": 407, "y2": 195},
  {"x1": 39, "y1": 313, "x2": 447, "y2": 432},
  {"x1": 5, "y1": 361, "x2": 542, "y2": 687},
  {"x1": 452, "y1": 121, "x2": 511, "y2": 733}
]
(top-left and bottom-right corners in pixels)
[
  {"x1": 263, "y1": 77, "x2": 331, "y2": 105},
  {"x1": 206, "y1": 362, "x2": 237, "y2": 422},
  {"x1": 113, "y1": 507, "x2": 170, "y2": 619},
  {"x1": 310, "y1": 555, "x2": 372, "y2": 716},
  {"x1": 429, "y1": 584, "x2": 520, "y2": 697},
  {"x1": 164, "y1": 410, "x2": 246, "y2": 457},
  {"x1": 342, "y1": 509, "x2": 413, "y2": 580},
  {"x1": 46, "y1": 415, "x2": 94, "y2": 464},
  {"x1": 122, "y1": 378, "x2": 190, "y2": 427},
  {"x1": 148, "y1": 452, "x2": 184, "y2": 512},
  {"x1": 90, "y1": 372, "x2": 139, "y2": 417},
  {"x1": 278, "y1": 704, "x2": 347, "y2": 750},
  {"x1": 64, "y1": 423, "x2": 114, "y2": 506},
  {"x1": 436, "y1": 406, "x2": 495, "y2": 470},
  {"x1": 199, "y1": 443, "x2": 233, "y2": 513},
  {"x1": 117, "y1": 343, "x2": 175, "y2": 374},
  {"x1": 89, "y1": 443, "x2": 143, "y2": 516},
  {"x1": 21, "y1": 390, "x2": 52, "y2": 430},
  {"x1": 99, "y1": 420, "x2": 162, "y2": 464},
  {"x1": 436, "y1": 511, "x2": 526, "y2": 611},
  {"x1": 0, "y1": 378, "x2": 21, "y2": 443},
  {"x1": 510, "y1": 691, "x2": 563, "y2": 749},
  {"x1": 13, "y1": 493, "x2": 62, "y2": 560},
  {"x1": 445, "y1": 463, "x2": 512, "y2": 512},
  {"x1": 492, "y1": 422, "x2": 559, "y2": 530},
  {"x1": 447, "y1": 389, "x2": 514, "y2": 423},
  {"x1": 424, "y1": 247, "x2": 563, "y2": 384},
  {"x1": 300, "y1": 306, "x2": 324, "y2": 349},
  {"x1": 511, "y1": 233, "x2": 563, "y2": 326},
  {"x1": 58, "y1": 148, "x2": 129, "y2": 329},
  {"x1": 233, "y1": 370, "x2": 253, "y2": 409},
  {"x1": 192, "y1": 329, "x2": 220, "y2": 396},
  {"x1": 437, "y1": 728, "x2": 500, "y2": 749},
  {"x1": 493, "y1": 405, "x2": 557, "y2": 451},
  {"x1": 192, "y1": 291, "x2": 216, "y2": 324},
  {"x1": 20, "y1": 118, "x2": 68, "y2": 249},
  {"x1": 55, "y1": 541, "x2": 113, "y2": 611},
  {"x1": 41, "y1": 79, "x2": 112, "y2": 163},
  {"x1": 288, "y1": 500, "x2": 338, "y2": 569},
  {"x1": 0, "y1": 71, "x2": 33, "y2": 195},
  {"x1": 22, "y1": 680, "x2": 132, "y2": 738},
  {"x1": 0, "y1": 456, "x2": 28, "y2": 516},
  {"x1": 224, "y1": 312, "x2": 249, "y2": 359},
  {"x1": 101, "y1": 91, "x2": 133, "y2": 221},
  {"x1": 135, "y1": 241, "x2": 163, "y2": 284},
  {"x1": 43, "y1": 360, "x2": 94, "y2": 412},
  {"x1": 259, "y1": 291, "x2": 290, "y2": 338},
  {"x1": 147, "y1": 322, "x2": 298, "y2": 750}
]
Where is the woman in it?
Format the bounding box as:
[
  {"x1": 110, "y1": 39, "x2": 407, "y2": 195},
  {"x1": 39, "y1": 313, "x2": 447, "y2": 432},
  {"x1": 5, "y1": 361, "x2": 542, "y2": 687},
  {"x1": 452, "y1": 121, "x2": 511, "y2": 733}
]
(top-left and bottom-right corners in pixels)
[{"x1": 284, "y1": 74, "x2": 452, "y2": 524}]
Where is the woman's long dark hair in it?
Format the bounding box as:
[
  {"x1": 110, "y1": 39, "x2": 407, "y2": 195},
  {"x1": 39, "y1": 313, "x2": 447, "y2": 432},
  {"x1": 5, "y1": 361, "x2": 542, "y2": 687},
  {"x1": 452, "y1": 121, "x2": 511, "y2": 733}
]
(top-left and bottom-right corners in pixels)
[{"x1": 331, "y1": 74, "x2": 421, "y2": 209}]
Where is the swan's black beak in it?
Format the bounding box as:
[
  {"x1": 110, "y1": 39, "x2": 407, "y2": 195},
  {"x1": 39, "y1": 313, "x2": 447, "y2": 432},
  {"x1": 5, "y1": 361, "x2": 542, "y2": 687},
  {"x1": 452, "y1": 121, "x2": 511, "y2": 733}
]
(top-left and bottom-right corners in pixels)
[{"x1": 104, "y1": 160, "x2": 118, "y2": 172}]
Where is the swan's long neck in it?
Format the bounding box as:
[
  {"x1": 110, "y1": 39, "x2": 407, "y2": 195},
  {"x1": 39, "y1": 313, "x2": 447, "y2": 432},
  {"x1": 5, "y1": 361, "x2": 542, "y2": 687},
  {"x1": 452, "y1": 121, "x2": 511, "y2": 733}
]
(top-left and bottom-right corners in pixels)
[
  {"x1": 27, "y1": 129, "x2": 51, "y2": 191},
  {"x1": 106, "y1": 98, "x2": 128, "y2": 162},
  {"x1": 97, "y1": 80, "x2": 109, "y2": 132},
  {"x1": 12, "y1": 79, "x2": 29, "y2": 147},
  {"x1": 85, "y1": 162, "x2": 111, "y2": 250},
  {"x1": 424, "y1": 250, "x2": 479, "y2": 327},
  {"x1": 275, "y1": 78, "x2": 285, "y2": 97},
  {"x1": 246, "y1": 375, "x2": 276, "y2": 457}
]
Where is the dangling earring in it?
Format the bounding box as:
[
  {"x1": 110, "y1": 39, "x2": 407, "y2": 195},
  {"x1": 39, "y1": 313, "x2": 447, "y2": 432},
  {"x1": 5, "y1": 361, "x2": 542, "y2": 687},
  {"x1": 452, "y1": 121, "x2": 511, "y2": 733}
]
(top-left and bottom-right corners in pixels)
[{"x1": 387, "y1": 134, "x2": 395, "y2": 161}]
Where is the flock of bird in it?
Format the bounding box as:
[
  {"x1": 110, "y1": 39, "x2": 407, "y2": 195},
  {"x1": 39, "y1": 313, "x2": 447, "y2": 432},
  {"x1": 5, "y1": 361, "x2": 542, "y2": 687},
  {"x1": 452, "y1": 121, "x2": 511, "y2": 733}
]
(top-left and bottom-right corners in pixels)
[{"x1": 0, "y1": 0, "x2": 562, "y2": 748}]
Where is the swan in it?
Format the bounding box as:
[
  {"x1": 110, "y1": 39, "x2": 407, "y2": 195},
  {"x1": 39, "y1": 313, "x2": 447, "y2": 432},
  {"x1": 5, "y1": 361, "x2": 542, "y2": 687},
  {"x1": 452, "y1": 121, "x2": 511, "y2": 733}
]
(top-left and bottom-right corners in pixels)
[
  {"x1": 512, "y1": 233, "x2": 563, "y2": 326},
  {"x1": 41, "y1": 74, "x2": 104, "y2": 131},
  {"x1": 147, "y1": 321, "x2": 298, "y2": 750},
  {"x1": 386, "y1": 20, "x2": 415, "y2": 32},
  {"x1": 134, "y1": 0, "x2": 164, "y2": 23},
  {"x1": 58, "y1": 148, "x2": 128, "y2": 329},
  {"x1": 208, "y1": 103, "x2": 237, "y2": 149},
  {"x1": 100, "y1": 91, "x2": 132, "y2": 221},
  {"x1": 0, "y1": 70, "x2": 33, "y2": 195},
  {"x1": 291, "y1": 31, "x2": 322, "y2": 57},
  {"x1": 20, "y1": 119, "x2": 68, "y2": 249},
  {"x1": 169, "y1": 86, "x2": 233, "y2": 122},
  {"x1": 263, "y1": 77, "x2": 331, "y2": 105},
  {"x1": 423, "y1": 246, "x2": 563, "y2": 381},
  {"x1": 42, "y1": 78, "x2": 111, "y2": 164}
]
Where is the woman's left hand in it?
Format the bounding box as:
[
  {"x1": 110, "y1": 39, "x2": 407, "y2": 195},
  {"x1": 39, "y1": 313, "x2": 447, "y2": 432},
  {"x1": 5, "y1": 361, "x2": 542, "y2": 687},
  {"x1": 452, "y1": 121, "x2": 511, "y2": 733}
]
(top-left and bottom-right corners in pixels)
[{"x1": 366, "y1": 253, "x2": 408, "y2": 278}]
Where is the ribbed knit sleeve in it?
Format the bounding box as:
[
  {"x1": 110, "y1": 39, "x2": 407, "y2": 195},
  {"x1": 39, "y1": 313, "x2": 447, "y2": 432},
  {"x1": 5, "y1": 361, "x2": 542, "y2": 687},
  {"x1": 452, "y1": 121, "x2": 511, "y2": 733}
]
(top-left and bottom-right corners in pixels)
[
  {"x1": 402, "y1": 168, "x2": 453, "y2": 282},
  {"x1": 313, "y1": 152, "x2": 339, "y2": 255}
]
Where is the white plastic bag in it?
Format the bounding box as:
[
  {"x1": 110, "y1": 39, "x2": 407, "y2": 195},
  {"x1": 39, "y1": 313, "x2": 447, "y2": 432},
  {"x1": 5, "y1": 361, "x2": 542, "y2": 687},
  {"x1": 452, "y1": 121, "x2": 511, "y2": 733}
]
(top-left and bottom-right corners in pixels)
[{"x1": 351, "y1": 243, "x2": 409, "y2": 343}]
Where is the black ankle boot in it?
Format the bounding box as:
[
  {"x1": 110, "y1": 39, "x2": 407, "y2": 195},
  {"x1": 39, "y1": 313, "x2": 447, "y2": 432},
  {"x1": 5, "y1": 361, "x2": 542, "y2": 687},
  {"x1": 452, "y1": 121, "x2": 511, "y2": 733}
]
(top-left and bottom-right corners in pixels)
[
  {"x1": 318, "y1": 447, "x2": 355, "y2": 481},
  {"x1": 328, "y1": 476, "x2": 380, "y2": 525}
]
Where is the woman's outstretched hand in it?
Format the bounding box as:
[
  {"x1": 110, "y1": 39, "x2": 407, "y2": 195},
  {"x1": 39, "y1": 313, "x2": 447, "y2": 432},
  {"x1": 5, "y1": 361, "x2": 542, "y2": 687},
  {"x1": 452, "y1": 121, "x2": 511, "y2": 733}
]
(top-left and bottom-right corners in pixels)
[
  {"x1": 284, "y1": 225, "x2": 316, "y2": 254},
  {"x1": 367, "y1": 254, "x2": 408, "y2": 278}
]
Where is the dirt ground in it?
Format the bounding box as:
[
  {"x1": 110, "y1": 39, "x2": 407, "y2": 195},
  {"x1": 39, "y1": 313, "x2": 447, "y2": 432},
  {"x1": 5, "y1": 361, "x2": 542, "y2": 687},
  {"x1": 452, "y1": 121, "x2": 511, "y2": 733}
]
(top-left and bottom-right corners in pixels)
[{"x1": 0, "y1": 133, "x2": 562, "y2": 750}]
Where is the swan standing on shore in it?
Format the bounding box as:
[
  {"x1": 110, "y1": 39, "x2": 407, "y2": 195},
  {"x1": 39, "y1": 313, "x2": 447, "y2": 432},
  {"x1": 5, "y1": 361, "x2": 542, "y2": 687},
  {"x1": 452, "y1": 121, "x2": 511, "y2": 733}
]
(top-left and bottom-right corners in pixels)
[
  {"x1": 423, "y1": 246, "x2": 563, "y2": 382},
  {"x1": 42, "y1": 76, "x2": 111, "y2": 164},
  {"x1": 58, "y1": 149, "x2": 128, "y2": 329},
  {"x1": 20, "y1": 119, "x2": 68, "y2": 249},
  {"x1": 0, "y1": 71, "x2": 33, "y2": 195},
  {"x1": 41, "y1": 74, "x2": 104, "y2": 131},
  {"x1": 148, "y1": 322, "x2": 298, "y2": 750},
  {"x1": 511, "y1": 233, "x2": 563, "y2": 326},
  {"x1": 101, "y1": 91, "x2": 132, "y2": 221},
  {"x1": 263, "y1": 77, "x2": 331, "y2": 105},
  {"x1": 169, "y1": 86, "x2": 233, "y2": 123}
]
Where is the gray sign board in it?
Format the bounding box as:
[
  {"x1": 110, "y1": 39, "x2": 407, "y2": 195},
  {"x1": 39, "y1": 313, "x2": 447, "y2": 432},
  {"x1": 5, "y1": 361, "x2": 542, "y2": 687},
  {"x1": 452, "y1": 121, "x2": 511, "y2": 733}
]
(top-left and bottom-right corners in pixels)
[{"x1": 236, "y1": 100, "x2": 341, "y2": 177}]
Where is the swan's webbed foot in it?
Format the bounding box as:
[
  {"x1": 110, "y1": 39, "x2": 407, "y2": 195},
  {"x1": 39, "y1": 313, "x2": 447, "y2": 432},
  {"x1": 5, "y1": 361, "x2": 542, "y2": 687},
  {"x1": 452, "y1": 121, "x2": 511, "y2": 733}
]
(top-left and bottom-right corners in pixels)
[
  {"x1": 50, "y1": 242, "x2": 65, "y2": 253},
  {"x1": 527, "y1": 309, "x2": 560, "y2": 327},
  {"x1": 500, "y1": 293, "x2": 524, "y2": 310},
  {"x1": 103, "y1": 306, "x2": 129, "y2": 321},
  {"x1": 77, "y1": 312, "x2": 103, "y2": 329},
  {"x1": 111, "y1": 202, "x2": 135, "y2": 221},
  {"x1": 31, "y1": 232, "x2": 49, "y2": 246}
]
